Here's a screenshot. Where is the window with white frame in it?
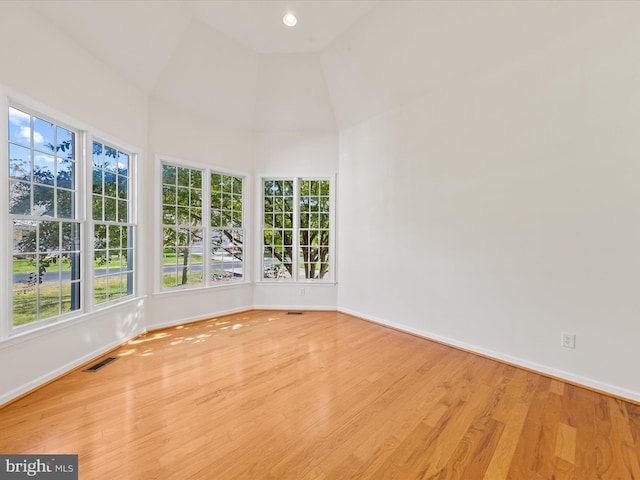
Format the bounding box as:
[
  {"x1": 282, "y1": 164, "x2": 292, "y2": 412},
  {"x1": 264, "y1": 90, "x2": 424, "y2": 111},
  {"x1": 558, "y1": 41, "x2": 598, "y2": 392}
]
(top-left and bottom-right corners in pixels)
[
  {"x1": 161, "y1": 164, "x2": 204, "y2": 288},
  {"x1": 210, "y1": 173, "x2": 244, "y2": 282},
  {"x1": 92, "y1": 141, "x2": 134, "y2": 304},
  {"x1": 262, "y1": 177, "x2": 332, "y2": 281},
  {"x1": 8, "y1": 106, "x2": 80, "y2": 328},
  {"x1": 160, "y1": 160, "x2": 245, "y2": 289},
  {"x1": 6, "y1": 103, "x2": 137, "y2": 332}
]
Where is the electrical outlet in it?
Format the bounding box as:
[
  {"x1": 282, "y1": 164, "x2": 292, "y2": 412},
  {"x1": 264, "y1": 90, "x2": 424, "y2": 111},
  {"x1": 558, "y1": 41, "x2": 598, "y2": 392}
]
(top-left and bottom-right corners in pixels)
[
  {"x1": 299, "y1": 288, "x2": 305, "y2": 297},
  {"x1": 561, "y1": 332, "x2": 576, "y2": 349}
]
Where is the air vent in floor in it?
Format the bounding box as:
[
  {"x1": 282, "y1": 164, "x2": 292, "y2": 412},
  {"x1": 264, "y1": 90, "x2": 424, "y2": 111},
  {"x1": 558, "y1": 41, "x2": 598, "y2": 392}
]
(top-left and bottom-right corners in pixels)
[
  {"x1": 287, "y1": 311, "x2": 304, "y2": 315},
  {"x1": 84, "y1": 357, "x2": 118, "y2": 372}
]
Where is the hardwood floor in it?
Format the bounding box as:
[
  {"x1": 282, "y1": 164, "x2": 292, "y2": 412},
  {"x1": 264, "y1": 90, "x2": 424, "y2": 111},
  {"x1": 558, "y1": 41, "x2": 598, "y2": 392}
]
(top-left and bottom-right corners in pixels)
[{"x1": 1, "y1": 310, "x2": 639, "y2": 479}]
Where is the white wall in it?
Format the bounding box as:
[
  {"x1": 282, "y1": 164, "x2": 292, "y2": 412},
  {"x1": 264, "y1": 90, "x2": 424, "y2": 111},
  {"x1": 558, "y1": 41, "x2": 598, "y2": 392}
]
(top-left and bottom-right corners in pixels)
[
  {"x1": 0, "y1": 2, "x2": 149, "y2": 404},
  {"x1": 337, "y1": 9, "x2": 640, "y2": 401},
  {"x1": 254, "y1": 54, "x2": 336, "y2": 131}
]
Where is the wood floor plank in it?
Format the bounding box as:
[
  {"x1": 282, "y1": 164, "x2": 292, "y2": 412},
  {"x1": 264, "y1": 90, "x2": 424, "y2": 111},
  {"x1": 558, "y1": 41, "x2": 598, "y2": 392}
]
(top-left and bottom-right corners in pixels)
[
  {"x1": 1, "y1": 310, "x2": 639, "y2": 479},
  {"x1": 555, "y1": 422, "x2": 577, "y2": 463}
]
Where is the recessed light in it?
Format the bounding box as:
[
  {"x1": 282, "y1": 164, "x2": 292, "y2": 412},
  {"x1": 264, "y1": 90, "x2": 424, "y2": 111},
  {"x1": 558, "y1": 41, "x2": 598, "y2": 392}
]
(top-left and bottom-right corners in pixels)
[{"x1": 283, "y1": 13, "x2": 297, "y2": 27}]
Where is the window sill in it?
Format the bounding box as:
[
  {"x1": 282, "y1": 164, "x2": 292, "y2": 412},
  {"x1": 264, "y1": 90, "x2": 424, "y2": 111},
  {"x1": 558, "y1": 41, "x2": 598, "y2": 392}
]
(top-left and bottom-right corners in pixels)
[
  {"x1": 0, "y1": 295, "x2": 144, "y2": 350},
  {"x1": 255, "y1": 281, "x2": 337, "y2": 287},
  {"x1": 152, "y1": 280, "x2": 252, "y2": 298}
]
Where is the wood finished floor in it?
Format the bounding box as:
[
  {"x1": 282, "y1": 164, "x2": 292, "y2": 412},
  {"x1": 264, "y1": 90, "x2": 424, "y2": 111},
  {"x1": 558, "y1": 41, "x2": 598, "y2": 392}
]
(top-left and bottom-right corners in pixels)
[{"x1": 1, "y1": 310, "x2": 639, "y2": 479}]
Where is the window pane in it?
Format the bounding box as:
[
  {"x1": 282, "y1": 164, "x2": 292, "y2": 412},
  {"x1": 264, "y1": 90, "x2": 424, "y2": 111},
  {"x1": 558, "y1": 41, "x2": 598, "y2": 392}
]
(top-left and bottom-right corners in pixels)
[
  {"x1": 57, "y1": 189, "x2": 73, "y2": 218},
  {"x1": 9, "y1": 180, "x2": 31, "y2": 216},
  {"x1": 104, "y1": 197, "x2": 116, "y2": 221},
  {"x1": 13, "y1": 285, "x2": 37, "y2": 327},
  {"x1": 162, "y1": 164, "x2": 176, "y2": 185},
  {"x1": 33, "y1": 185, "x2": 54, "y2": 216},
  {"x1": 9, "y1": 107, "x2": 31, "y2": 147},
  {"x1": 9, "y1": 144, "x2": 32, "y2": 179},
  {"x1": 104, "y1": 146, "x2": 117, "y2": 172},
  {"x1": 117, "y1": 151, "x2": 129, "y2": 173},
  {"x1": 92, "y1": 168, "x2": 103, "y2": 194},
  {"x1": 56, "y1": 126, "x2": 74, "y2": 159},
  {"x1": 33, "y1": 117, "x2": 54, "y2": 152},
  {"x1": 92, "y1": 141, "x2": 103, "y2": 168},
  {"x1": 33, "y1": 152, "x2": 55, "y2": 185},
  {"x1": 212, "y1": 229, "x2": 243, "y2": 282},
  {"x1": 57, "y1": 159, "x2": 74, "y2": 189},
  {"x1": 117, "y1": 175, "x2": 128, "y2": 199},
  {"x1": 104, "y1": 171, "x2": 117, "y2": 197},
  {"x1": 92, "y1": 194, "x2": 103, "y2": 220},
  {"x1": 177, "y1": 167, "x2": 190, "y2": 187},
  {"x1": 117, "y1": 200, "x2": 127, "y2": 222}
]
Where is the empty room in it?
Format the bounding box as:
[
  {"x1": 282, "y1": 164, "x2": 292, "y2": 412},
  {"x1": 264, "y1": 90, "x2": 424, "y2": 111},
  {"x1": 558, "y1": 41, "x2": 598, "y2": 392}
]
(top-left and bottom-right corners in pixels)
[{"x1": 1, "y1": 1, "x2": 639, "y2": 478}]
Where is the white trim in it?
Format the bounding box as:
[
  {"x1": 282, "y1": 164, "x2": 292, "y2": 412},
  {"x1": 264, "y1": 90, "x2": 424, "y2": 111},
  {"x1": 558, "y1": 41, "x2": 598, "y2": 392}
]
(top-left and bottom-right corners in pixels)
[
  {"x1": 338, "y1": 306, "x2": 640, "y2": 404},
  {"x1": 253, "y1": 305, "x2": 335, "y2": 311},
  {"x1": 0, "y1": 295, "x2": 144, "y2": 350},
  {"x1": 151, "y1": 279, "x2": 252, "y2": 298},
  {"x1": 144, "y1": 306, "x2": 254, "y2": 331},
  {"x1": 253, "y1": 281, "x2": 337, "y2": 288},
  {"x1": 0, "y1": 89, "x2": 9, "y2": 340},
  {"x1": 0, "y1": 333, "x2": 142, "y2": 407}
]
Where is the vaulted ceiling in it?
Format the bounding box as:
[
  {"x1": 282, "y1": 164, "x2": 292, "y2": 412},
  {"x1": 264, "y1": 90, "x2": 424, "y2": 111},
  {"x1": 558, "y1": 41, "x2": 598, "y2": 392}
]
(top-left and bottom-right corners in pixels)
[{"x1": 25, "y1": 1, "x2": 634, "y2": 130}]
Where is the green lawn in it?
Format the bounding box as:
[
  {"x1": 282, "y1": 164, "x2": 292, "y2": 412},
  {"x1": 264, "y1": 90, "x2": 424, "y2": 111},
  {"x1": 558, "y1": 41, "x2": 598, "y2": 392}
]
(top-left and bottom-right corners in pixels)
[
  {"x1": 13, "y1": 256, "x2": 129, "y2": 274},
  {"x1": 13, "y1": 276, "x2": 130, "y2": 326},
  {"x1": 162, "y1": 251, "x2": 203, "y2": 265}
]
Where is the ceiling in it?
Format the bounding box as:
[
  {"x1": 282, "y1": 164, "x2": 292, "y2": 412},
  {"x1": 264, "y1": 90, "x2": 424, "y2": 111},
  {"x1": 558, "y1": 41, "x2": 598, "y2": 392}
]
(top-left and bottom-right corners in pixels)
[
  {"x1": 189, "y1": 1, "x2": 381, "y2": 53},
  {"x1": 26, "y1": 0, "x2": 379, "y2": 92},
  {"x1": 24, "y1": 1, "x2": 637, "y2": 130}
]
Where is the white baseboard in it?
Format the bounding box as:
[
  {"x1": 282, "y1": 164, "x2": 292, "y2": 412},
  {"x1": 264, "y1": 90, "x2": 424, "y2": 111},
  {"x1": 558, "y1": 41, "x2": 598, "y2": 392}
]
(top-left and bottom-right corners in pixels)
[
  {"x1": 145, "y1": 306, "x2": 254, "y2": 331},
  {"x1": 252, "y1": 305, "x2": 334, "y2": 311},
  {"x1": 338, "y1": 307, "x2": 640, "y2": 404},
  {"x1": 0, "y1": 334, "x2": 141, "y2": 407}
]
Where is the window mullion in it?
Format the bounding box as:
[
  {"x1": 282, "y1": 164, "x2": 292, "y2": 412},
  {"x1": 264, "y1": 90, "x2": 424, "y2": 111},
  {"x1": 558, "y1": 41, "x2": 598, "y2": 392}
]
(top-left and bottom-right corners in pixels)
[
  {"x1": 292, "y1": 177, "x2": 300, "y2": 282},
  {"x1": 0, "y1": 93, "x2": 9, "y2": 339},
  {"x1": 84, "y1": 132, "x2": 95, "y2": 313},
  {"x1": 203, "y1": 168, "x2": 211, "y2": 286}
]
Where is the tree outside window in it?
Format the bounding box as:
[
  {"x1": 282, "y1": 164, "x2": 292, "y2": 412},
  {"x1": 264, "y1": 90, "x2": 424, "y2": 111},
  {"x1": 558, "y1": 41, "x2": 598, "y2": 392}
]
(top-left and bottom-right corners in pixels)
[{"x1": 262, "y1": 178, "x2": 332, "y2": 281}]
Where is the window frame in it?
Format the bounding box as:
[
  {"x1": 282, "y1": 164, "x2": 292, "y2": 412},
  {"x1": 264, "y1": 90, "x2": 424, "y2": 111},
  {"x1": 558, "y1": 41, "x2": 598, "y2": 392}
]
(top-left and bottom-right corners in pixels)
[
  {"x1": 2, "y1": 90, "x2": 140, "y2": 339},
  {"x1": 90, "y1": 138, "x2": 137, "y2": 307},
  {"x1": 259, "y1": 175, "x2": 335, "y2": 284},
  {"x1": 155, "y1": 155, "x2": 249, "y2": 293},
  {"x1": 8, "y1": 103, "x2": 84, "y2": 332}
]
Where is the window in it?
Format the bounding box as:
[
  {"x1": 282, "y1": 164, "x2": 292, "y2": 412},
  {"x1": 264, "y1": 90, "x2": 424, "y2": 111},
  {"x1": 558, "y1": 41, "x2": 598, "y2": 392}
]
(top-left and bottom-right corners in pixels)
[
  {"x1": 262, "y1": 177, "x2": 333, "y2": 281},
  {"x1": 161, "y1": 164, "x2": 204, "y2": 288},
  {"x1": 160, "y1": 160, "x2": 245, "y2": 290},
  {"x1": 92, "y1": 141, "x2": 134, "y2": 304},
  {"x1": 6, "y1": 102, "x2": 138, "y2": 333},
  {"x1": 210, "y1": 173, "x2": 244, "y2": 282},
  {"x1": 9, "y1": 106, "x2": 80, "y2": 327}
]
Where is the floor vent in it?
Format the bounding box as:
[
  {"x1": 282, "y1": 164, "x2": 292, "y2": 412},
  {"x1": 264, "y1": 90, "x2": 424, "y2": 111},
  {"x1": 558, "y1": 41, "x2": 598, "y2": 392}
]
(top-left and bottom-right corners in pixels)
[
  {"x1": 287, "y1": 311, "x2": 304, "y2": 315},
  {"x1": 84, "y1": 357, "x2": 118, "y2": 372}
]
